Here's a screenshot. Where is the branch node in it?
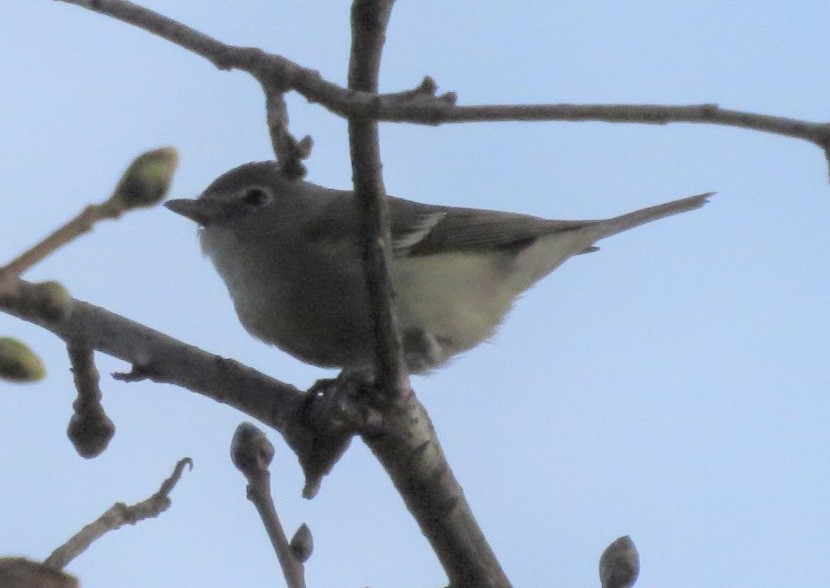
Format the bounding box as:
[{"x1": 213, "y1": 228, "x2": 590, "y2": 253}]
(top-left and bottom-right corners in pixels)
[
  {"x1": 438, "y1": 91, "x2": 458, "y2": 105},
  {"x1": 265, "y1": 90, "x2": 311, "y2": 180},
  {"x1": 112, "y1": 363, "x2": 153, "y2": 382}
]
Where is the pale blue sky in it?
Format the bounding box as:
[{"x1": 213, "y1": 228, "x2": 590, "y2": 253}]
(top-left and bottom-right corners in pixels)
[{"x1": 3, "y1": 2, "x2": 830, "y2": 587}]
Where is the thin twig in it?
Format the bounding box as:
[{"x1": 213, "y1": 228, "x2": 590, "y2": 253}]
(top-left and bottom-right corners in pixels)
[
  {"x1": 43, "y1": 458, "x2": 192, "y2": 570},
  {"x1": 265, "y1": 91, "x2": 311, "y2": 179},
  {"x1": 1, "y1": 280, "x2": 310, "y2": 452},
  {"x1": 232, "y1": 423, "x2": 306, "y2": 588},
  {"x1": 0, "y1": 147, "x2": 177, "y2": 296},
  {"x1": 1, "y1": 278, "x2": 358, "y2": 495},
  {"x1": 55, "y1": 0, "x2": 830, "y2": 177}
]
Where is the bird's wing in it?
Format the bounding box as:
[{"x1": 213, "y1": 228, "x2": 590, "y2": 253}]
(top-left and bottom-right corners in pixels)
[
  {"x1": 389, "y1": 197, "x2": 593, "y2": 257},
  {"x1": 302, "y1": 192, "x2": 596, "y2": 256}
]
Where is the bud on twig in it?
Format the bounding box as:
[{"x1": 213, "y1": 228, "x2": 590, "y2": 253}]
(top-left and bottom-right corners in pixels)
[
  {"x1": 0, "y1": 337, "x2": 45, "y2": 382},
  {"x1": 30, "y1": 281, "x2": 72, "y2": 323},
  {"x1": 231, "y1": 422, "x2": 275, "y2": 478},
  {"x1": 290, "y1": 523, "x2": 314, "y2": 563},
  {"x1": 111, "y1": 146, "x2": 179, "y2": 209}
]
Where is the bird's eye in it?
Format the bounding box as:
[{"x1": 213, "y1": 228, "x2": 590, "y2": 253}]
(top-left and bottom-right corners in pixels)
[{"x1": 241, "y1": 187, "x2": 272, "y2": 207}]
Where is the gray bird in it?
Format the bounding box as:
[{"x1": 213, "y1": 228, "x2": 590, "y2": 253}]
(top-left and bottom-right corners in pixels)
[{"x1": 166, "y1": 162, "x2": 711, "y2": 373}]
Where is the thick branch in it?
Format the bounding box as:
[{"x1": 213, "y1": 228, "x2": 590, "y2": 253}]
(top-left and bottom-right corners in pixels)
[
  {"x1": 363, "y1": 396, "x2": 511, "y2": 588},
  {"x1": 0, "y1": 279, "x2": 310, "y2": 453},
  {"x1": 347, "y1": 0, "x2": 407, "y2": 392},
  {"x1": 346, "y1": 2, "x2": 511, "y2": 586}
]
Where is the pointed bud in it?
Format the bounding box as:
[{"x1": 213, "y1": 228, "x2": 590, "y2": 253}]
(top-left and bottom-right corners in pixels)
[
  {"x1": 231, "y1": 422, "x2": 275, "y2": 478},
  {"x1": 290, "y1": 523, "x2": 314, "y2": 563},
  {"x1": 111, "y1": 147, "x2": 179, "y2": 209},
  {"x1": 599, "y1": 536, "x2": 639, "y2": 588}
]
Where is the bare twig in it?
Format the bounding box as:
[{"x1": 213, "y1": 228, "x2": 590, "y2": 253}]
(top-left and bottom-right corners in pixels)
[
  {"x1": 43, "y1": 458, "x2": 192, "y2": 570},
  {"x1": 0, "y1": 147, "x2": 177, "y2": 283},
  {"x1": 55, "y1": 1, "x2": 830, "y2": 177},
  {"x1": 1, "y1": 279, "x2": 364, "y2": 495},
  {"x1": 231, "y1": 423, "x2": 306, "y2": 588},
  {"x1": 265, "y1": 91, "x2": 311, "y2": 180}
]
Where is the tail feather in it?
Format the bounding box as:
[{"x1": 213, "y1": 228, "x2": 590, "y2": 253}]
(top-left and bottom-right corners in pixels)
[{"x1": 598, "y1": 192, "x2": 714, "y2": 240}]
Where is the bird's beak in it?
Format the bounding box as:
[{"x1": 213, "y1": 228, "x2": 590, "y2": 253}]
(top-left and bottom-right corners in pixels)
[{"x1": 165, "y1": 198, "x2": 222, "y2": 226}]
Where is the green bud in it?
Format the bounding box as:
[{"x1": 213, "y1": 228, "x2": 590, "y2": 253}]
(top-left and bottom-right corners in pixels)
[
  {"x1": 0, "y1": 337, "x2": 45, "y2": 383},
  {"x1": 32, "y1": 281, "x2": 72, "y2": 323},
  {"x1": 112, "y1": 146, "x2": 179, "y2": 209}
]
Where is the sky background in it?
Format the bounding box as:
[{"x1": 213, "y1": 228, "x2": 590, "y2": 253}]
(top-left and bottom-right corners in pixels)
[{"x1": 3, "y1": 2, "x2": 830, "y2": 587}]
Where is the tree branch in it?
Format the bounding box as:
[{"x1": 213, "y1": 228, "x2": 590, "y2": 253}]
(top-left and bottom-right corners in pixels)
[
  {"x1": 55, "y1": 0, "x2": 830, "y2": 177},
  {"x1": 43, "y1": 458, "x2": 192, "y2": 570},
  {"x1": 0, "y1": 279, "x2": 336, "y2": 480},
  {"x1": 345, "y1": 2, "x2": 512, "y2": 586},
  {"x1": 347, "y1": 0, "x2": 407, "y2": 392},
  {"x1": 232, "y1": 423, "x2": 308, "y2": 588},
  {"x1": 34, "y1": 3, "x2": 826, "y2": 586}
]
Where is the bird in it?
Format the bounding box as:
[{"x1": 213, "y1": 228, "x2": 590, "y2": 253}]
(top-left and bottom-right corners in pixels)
[{"x1": 166, "y1": 161, "x2": 711, "y2": 373}]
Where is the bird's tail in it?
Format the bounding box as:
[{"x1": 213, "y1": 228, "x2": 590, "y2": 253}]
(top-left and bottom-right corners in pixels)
[{"x1": 597, "y1": 192, "x2": 714, "y2": 240}]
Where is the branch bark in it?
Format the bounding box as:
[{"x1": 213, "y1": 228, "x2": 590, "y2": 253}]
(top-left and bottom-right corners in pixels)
[
  {"x1": 345, "y1": 1, "x2": 512, "y2": 586},
  {"x1": 347, "y1": 0, "x2": 408, "y2": 392},
  {"x1": 0, "y1": 279, "x2": 316, "y2": 464},
  {"x1": 55, "y1": 0, "x2": 830, "y2": 176}
]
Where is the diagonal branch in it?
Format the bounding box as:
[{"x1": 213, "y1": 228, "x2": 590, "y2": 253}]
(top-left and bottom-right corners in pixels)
[
  {"x1": 0, "y1": 279, "x2": 317, "y2": 467},
  {"x1": 43, "y1": 458, "x2": 192, "y2": 570}
]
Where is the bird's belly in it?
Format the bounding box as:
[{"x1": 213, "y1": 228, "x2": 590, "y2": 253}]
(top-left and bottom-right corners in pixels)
[
  {"x1": 231, "y1": 265, "x2": 374, "y2": 369},
  {"x1": 391, "y1": 252, "x2": 517, "y2": 359},
  {"x1": 217, "y1": 241, "x2": 524, "y2": 370}
]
